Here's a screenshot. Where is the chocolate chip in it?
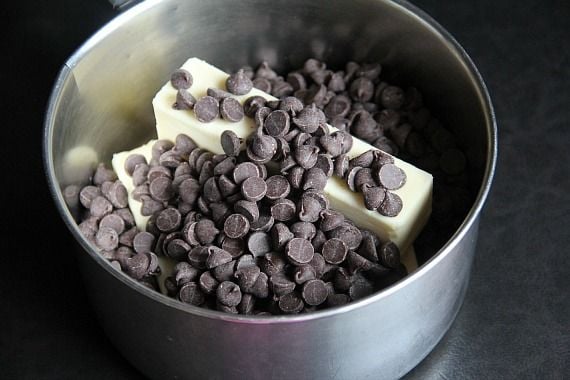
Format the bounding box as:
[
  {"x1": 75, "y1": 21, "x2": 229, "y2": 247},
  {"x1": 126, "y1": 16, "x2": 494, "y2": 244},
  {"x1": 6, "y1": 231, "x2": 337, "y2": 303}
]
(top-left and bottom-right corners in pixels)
[
  {"x1": 79, "y1": 186, "x2": 101, "y2": 209},
  {"x1": 243, "y1": 96, "x2": 267, "y2": 118},
  {"x1": 322, "y1": 238, "x2": 348, "y2": 265},
  {"x1": 271, "y1": 79, "x2": 294, "y2": 97},
  {"x1": 250, "y1": 133, "x2": 277, "y2": 160},
  {"x1": 328, "y1": 223, "x2": 362, "y2": 250},
  {"x1": 247, "y1": 231, "x2": 272, "y2": 257},
  {"x1": 133, "y1": 231, "x2": 155, "y2": 254},
  {"x1": 179, "y1": 282, "x2": 205, "y2": 306},
  {"x1": 238, "y1": 293, "x2": 256, "y2": 315},
  {"x1": 348, "y1": 273, "x2": 375, "y2": 300},
  {"x1": 345, "y1": 166, "x2": 361, "y2": 192},
  {"x1": 318, "y1": 209, "x2": 344, "y2": 232},
  {"x1": 327, "y1": 293, "x2": 350, "y2": 307},
  {"x1": 198, "y1": 271, "x2": 219, "y2": 295},
  {"x1": 303, "y1": 167, "x2": 327, "y2": 191},
  {"x1": 154, "y1": 207, "x2": 181, "y2": 233},
  {"x1": 349, "y1": 77, "x2": 374, "y2": 103},
  {"x1": 95, "y1": 226, "x2": 119, "y2": 251},
  {"x1": 294, "y1": 145, "x2": 319, "y2": 169},
  {"x1": 149, "y1": 176, "x2": 173, "y2": 202},
  {"x1": 99, "y1": 214, "x2": 125, "y2": 235},
  {"x1": 118, "y1": 226, "x2": 137, "y2": 247},
  {"x1": 233, "y1": 200, "x2": 259, "y2": 223},
  {"x1": 250, "y1": 272, "x2": 269, "y2": 298},
  {"x1": 152, "y1": 140, "x2": 174, "y2": 160},
  {"x1": 286, "y1": 238, "x2": 314, "y2": 265},
  {"x1": 226, "y1": 69, "x2": 253, "y2": 95},
  {"x1": 224, "y1": 213, "x2": 250, "y2": 239},
  {"x1": 194, "y1": 96, "x2": 220, "y2": 122},
  {"x1": 263, "y1": 110, "x2": 290, "y2": 137},
  {"x1": 290, "y1": 221, "x2": 317, "y2": 241},
  {"x1": 93, "y1": 163, "x2": 117, "y2": 186},
  {"x1": 378, "y1": 191, "x2": 403, "y2": 217},
  {"x1": 217, "y1": 281, "x2": 242, "y2": 307},
  {"x1": 124, "y1": 252, "x2": 152, "y2": 280},
  {"x1": 287, "y1": 72, "x2": 307, "y2": 91},
  {"x1": 361, "y1": 185, "x2": 386, "y2": 210},
  {"x1": 301, "y1": 279, "x2": 328, "y2": 306},
  {"x1": 379, "y1": 241, "x2": 401, "y2": 269},
  {"x1": 264, "y1": 175, "x2": 290, "y2": 201},
  {"x1": 293, "y1": 104, "x2": 325, "y2": 133},
  {"x1": 255, "y1": 61, "x2": 278, "y2": 79},
  {"x1": 219, "y1": 97, "x2": 244, "y2": 122},
  {"x1": 252, "y1": 77, "x2": 272, "y2": 92},
  {"x1": 124, "y1": 154, "x2": 147, "y2": 176},
  {"x1": 171, "y1": 69, "x2": 193, "y2": 89},
  {"x1": 278, "y1": 292, "x2": 304, "y2": 314},
  {"x1": 174, "y1": 134, "x2": 198, "y2": 156},
  {"x1": 378, "y1": 163, "x2": 407, "y2": 190},
  {"x1": 298, "y1": 195, "x2": 322, "y2": 223},
  {"x1": 251, "y1": 211, "x2": 275, "y2": 233},
  {"x1": 286, "y1": 166, "x2": 305, "y2": 190},
  {"x1": 293, "y1": 264, "x2": 317, "y2": 285},
  {"x1": 241, "y1": 176, "x2": 267, "y2": 202},
  {"x1": 174, "y1": 89, "x2": 196, "y2": 110},
  {"x1": 354, "y1": 168, "x2": 376, "y2": 190},
  {"x1": 165, "y1": 238, "x2": 191, "y2": 261},
  {"x1": 381, "y1": 85, "x2": 405, "y2": 109},
  {"x1": 234, "y1": 265, "x2": 261, "y2": 292},
  {"x1": 206, "y1": 246, "x2": 233, "y2": 269},
  {"x1": 90, "y1": 196, "x2": 113, "y2": 218},
  {"x1": 233, "y1": 162, "x2": 260, "y2": 184},
  {"x1": 324, "y1": 95, "x2": 351, "y2": 119},
  {"x1": 187, "y1": 246, "x2": 209, "y2": 269},
  {"x1": 271, "y1": 198, "x2": 297, "y2": 222},
  {"x1": 260, "y1": 252, "x2": 287, "y2": 277},
  {"x1": 194, "y1": 219, "x2": 219, "y2": 245},
  {"x1": 278, "y1": 96, "x2": 304, "y2": 115},
  {"x1": 270, "y1": 273, "x2": 296, "y2": 297}
]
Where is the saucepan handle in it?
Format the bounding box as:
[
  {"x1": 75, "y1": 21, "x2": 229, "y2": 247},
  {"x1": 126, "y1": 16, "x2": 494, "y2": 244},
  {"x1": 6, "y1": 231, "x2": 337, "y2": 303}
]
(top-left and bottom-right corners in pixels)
[{"x1": 108, "y1": 0, "x2": 142, "y2": 10}]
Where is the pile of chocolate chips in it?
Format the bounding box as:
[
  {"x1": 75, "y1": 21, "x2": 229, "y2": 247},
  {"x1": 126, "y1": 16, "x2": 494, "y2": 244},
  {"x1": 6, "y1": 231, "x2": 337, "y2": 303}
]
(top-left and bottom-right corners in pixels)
[
  {"x1": 66, "y1": 57, "x2": 473, "y2": 314},
  {"x1": 240, "y1": 58, "x2": 472, "y2": 259},
  {"x1": 67, "y1": 164, "x2": 162, "y2": 290},
  {"x1": 122, "y1": 130, "x2": 405, "y2": 314}
]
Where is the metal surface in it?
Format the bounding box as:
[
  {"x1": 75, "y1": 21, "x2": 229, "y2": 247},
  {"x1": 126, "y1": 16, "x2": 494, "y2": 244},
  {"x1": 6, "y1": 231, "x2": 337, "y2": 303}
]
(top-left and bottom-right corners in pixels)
[{"x1": 43, "y1": 0, "x2": 497, "y2": 379}]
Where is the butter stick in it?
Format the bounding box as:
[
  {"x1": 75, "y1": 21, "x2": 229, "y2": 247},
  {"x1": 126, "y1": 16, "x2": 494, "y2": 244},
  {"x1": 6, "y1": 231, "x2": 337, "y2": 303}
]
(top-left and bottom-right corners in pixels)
[{"x1": 152, "y1": 58, "x2": 432, "y2": 251}]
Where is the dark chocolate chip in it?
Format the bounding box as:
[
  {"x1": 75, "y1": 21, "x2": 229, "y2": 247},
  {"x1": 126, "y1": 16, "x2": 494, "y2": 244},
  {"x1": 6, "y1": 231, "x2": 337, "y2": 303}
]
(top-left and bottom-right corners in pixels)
[
  {"x1": 152, "y1": 140, "x2": 174, "y2": 160},
  {"x1": 286, "y1": 238, "x2": 314, "y2": 265},
  {"x1": 293, "y1": 264, "x2": 317, "y2": 285},
  {"x1": 187, "y1": 246, "x2": 209, "y2": 269},
  {"x1": 206, "y1": 246, "x2": 233, "y2": 269},
  {"x1": 219, "y1": 97, "x2": 244, "y2": 122},
  {"x1": 224, "y1": 213, "x2": 250, "y2": 239},
  {"x1": 243, "y1": 96, "x2": 267, "y2": 118},
  {"x1": 233, "y1": 162, "x2": 260, "y2": 184},
  {"x1": 301, "y1": 279, "x2": 328, "y2": 306},
  {"x1": 247, "y1": 231, "x2": 272, "y2": 257},
  {"x1": 290, "y1": 221, "x2": 317, "y2": 241},
  {"x1": 90, "y1": 196, "x2": 113, "y2": 218},
  {"x1": 328, "y1": 223, "x2": 362, "y2": 250},
  {"x1": 322, "y1": 238, "x2": 348, "y2": 265},
  {"x1": 378, "y1": 163, "x2": 406, "y2": 190},
  {"x1": 165, "y1": 238, "x2": 191, "y2": 261},
  {"x1": 381, "y1": 85, "x2": 405, "y2": 110},
  {"x1": 234, "y1": 265, "x2": 261, "y2": 292},
  {"x1": 241, "y1": 176, "x2": 267, "y2": 202},
  {"x1": 194, "y1": 219, "x2": 219, "y2": 245},
  {"x1": 252, "y1": 77, "x2": 272, "y2": 92},
  {"x1": 155, "y1": 207, "x2": 181, "y2": 233},
  {"x1": 278, "y1": 292, "x2": 304, "y2": 314},
  {"x1": 99, "y1": 214, "x2": 125, "y2": 235},
  {"x1": 265, "y1": 175, "x2": 291, "y2": 200},
  {"x1": 226, "y1": 69, "x2": 253, "y2": 95},
  {"x1": 361, "y1": 185, "x2": 386, "y2": 210},
  {"x1": 149, "y1": 176, "x2": 173, "y2": 202},
  {"x1": 179, "y1": 282, "x2": 205, "y2": 306},
  {"x1": 286, "y1": 166, "x2": 305, "y2": 190},
  {"x1": 298, "y1": 195, "x2": 322, "y2": 223},
  {"x1": 250, "y1": 272, "x2": 269, "y2": 298},
  {"x1": 260, "y1": 252, "x2": 287, "y2": 277},
  {"x1": 271, "y1": 79, "x2": 294, "y2": 97},
  {"x1": 124, "y1": 154, "x2": 147, "y2": 176},
  {"x1": 377, "y1": 191, "x2": 403, "y2": 217},
  {"x1": 93, "y1": 163, "x2": 117, "y2": 186},
  {"x1": 194, "y1": 96, "x2": 220, "y2": 122},
  {"x1": 264, "y1": 110, "x2": 290, "y2": 137},
  {"x1": 198, "y1": 271, "x2": 219, "y2": 295},
  {"x1": 95, "y1": 226, "x2": 119, "y2": 251},
  {"x1": 293, "y1": 104, "x2": 325, "y2": 133},
  {"x1": 171, "y1": 69, "x2": 193, "y2": 89},
  {"x1": 174, "y1": 89, "x2": 196, "y2": 110},
  {"x1": 349, "y1": 77, "x2": 374, "y2": 103},
  {"x1": 287, "y1": 72, "x2": 307, "y2": 91},
  {"x1": 217, "y1": 281, "x2": 242, "y2": 307},
  {"x1": 270, "y1": 198, "x2": 297, "y2": 222},
  {"x1": 303, "y1": 167, "x2": 327, "y2": 191},
  {"x1": 270, "y1": 273, "x2": 296, "y2": 297},
  {"x1": 238, "y1": 293, "x2": 256, "y2": 315},
  {"x1": 379, "y1": 241, "x2": 400, "y2": 269}
]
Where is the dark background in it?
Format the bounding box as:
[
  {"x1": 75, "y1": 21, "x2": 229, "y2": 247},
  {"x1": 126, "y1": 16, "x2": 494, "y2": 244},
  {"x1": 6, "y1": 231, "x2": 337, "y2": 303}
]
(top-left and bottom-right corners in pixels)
[{"x1": 3, "y1": 0, "x2": 569, "y2": 379}]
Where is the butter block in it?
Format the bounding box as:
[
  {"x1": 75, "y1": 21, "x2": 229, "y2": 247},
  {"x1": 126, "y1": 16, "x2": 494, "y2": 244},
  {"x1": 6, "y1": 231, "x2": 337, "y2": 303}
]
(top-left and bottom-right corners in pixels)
[
  {"x1": 152, "y1": 57, "x2": 432, "y2": 251},
  {"x1": 112, "y1": 140, "x2": 174, "y2": 294}
]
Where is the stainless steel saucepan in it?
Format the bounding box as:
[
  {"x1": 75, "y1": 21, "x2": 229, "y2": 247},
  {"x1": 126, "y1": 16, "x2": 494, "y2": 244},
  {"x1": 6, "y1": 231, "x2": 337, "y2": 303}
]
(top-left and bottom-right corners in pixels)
[{"x1": 44, "y1": 0, "x2": 497, "y2": 378}]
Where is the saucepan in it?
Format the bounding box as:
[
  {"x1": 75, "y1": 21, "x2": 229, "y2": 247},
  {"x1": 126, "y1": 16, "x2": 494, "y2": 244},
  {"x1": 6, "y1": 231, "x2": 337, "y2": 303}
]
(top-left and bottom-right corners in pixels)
[{"x1": 43, "y1": 0, "x2": 497, "y2": 378}]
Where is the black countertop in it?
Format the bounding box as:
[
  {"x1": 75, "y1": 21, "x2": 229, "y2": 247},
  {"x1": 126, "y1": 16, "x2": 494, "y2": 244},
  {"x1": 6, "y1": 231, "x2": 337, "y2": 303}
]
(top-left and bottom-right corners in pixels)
[{"x1": 3, "y1": 0, "x2": 569, "y2": 378}]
